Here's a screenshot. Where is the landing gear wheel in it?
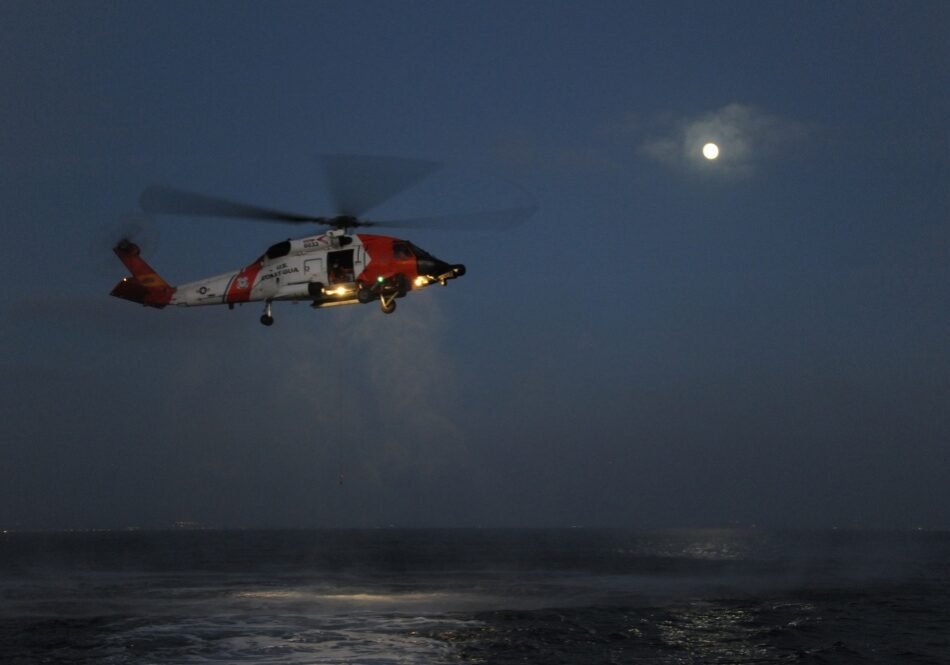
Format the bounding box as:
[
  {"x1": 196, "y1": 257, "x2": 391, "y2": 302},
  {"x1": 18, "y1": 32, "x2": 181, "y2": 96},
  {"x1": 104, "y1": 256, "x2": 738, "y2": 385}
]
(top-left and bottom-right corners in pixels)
[
  {"x1": 380, "y1": 296, "x2": 396, "y2": 314},
  {"x1": 357, "y1": 286, "x2": 374, "y2": 304},
  {"x1": 260, "y1": 301, "x2": 274, "y2": 326}
]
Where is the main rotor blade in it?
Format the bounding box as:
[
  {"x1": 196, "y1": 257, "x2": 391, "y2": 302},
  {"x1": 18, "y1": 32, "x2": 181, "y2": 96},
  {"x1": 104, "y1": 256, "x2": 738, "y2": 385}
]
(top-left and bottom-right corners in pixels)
[
  {"x1": 370, "y1": 205, "x2": 539, "y2": 230},
  {"x1": 140, "y1": 186, "x2": 321, "y2": 224},
  {"x1": 320, "y1": 154, "x2": 442, "y2": 218}
]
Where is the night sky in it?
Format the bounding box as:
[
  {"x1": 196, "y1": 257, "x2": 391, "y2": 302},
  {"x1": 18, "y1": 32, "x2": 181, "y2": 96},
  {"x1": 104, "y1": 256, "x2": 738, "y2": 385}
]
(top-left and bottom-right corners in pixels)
[{"x1": 1, "y1": 1, "x2": 947, "y2": 529}]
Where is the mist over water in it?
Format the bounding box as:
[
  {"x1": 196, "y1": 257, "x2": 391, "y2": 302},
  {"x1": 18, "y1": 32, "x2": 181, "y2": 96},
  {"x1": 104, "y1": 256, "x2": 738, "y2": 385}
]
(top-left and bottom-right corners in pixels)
[{"x1": 2, "y1": 529, "x2": 949, "y2": 663}]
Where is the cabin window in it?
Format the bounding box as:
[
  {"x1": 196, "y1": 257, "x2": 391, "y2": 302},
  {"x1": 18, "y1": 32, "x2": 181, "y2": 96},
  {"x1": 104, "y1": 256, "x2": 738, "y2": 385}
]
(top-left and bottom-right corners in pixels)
[{"x1": 266, "y1": 240, "x2": 291, "y2": 260}]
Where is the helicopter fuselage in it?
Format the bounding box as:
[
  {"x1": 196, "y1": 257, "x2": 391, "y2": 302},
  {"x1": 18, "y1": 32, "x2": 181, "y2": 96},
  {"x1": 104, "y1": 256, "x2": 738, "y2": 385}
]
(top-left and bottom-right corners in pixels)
[{"x1": 111, "y1": 229, "x2": 464, "y2": 324}]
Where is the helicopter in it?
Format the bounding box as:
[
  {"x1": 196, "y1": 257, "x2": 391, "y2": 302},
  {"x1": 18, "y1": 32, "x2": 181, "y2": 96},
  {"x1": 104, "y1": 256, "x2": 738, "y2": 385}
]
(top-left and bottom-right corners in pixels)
[{"x1": 110, "y1": 155, "x2": 534, "y2": 326}]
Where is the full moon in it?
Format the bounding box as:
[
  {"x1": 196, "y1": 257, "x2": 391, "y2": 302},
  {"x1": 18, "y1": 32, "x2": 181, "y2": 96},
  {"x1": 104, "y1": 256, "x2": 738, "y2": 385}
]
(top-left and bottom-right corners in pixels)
[{"x1": 702, "y1": 142, "x2": 720, "y2": 160}]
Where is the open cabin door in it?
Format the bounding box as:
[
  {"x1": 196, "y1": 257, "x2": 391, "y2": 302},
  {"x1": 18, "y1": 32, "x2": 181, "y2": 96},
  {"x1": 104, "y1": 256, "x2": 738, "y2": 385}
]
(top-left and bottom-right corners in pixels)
[{"x1": 327, "y1": 249, "x2": 355, "y2": 284}]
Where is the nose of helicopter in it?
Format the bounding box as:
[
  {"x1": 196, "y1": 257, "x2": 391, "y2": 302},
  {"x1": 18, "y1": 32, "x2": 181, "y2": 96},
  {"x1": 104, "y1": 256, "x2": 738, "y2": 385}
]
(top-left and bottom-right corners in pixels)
[
  {"x1": 417, "y1": 257, "x2": 449, "y2": 276},
  {"x1": 417, "y1": 258, "x2": 466, "y2": 283}
]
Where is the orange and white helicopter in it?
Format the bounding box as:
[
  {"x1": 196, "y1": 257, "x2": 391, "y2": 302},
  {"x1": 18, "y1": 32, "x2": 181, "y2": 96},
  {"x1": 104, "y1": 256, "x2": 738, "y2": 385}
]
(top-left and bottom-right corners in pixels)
[{"x1": 110, "y1": 155, "x2": 533, "y2": 326}]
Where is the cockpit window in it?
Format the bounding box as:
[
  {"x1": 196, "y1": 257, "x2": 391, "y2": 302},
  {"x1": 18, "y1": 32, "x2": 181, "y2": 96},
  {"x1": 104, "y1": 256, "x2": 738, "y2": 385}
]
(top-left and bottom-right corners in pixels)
[
  {"x1": 408, "y1": 243, "x2": 435, "y2": 260},
  {"x1": 393, "y1": 241, "x2": 413, "y2": 260},
  {"x1": 266, "y1": 240, "x2": 291, "y2": 260}
]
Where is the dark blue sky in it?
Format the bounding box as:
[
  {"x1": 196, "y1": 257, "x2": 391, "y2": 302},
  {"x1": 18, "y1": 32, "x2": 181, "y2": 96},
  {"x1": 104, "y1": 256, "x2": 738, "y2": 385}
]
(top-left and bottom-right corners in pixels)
[{"x1": 1, "y1": 1, "x2": 947, "y2": 529}]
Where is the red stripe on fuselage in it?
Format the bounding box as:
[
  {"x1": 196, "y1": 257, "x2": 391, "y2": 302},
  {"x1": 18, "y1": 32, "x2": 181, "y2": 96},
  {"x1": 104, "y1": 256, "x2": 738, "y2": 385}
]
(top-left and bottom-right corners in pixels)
[
  {"x1": 357, "y1": 234, "x2": 419, "y2": 285},
  {"x1": 226, "y1": 260, "x2": 264, "y2": 303}
]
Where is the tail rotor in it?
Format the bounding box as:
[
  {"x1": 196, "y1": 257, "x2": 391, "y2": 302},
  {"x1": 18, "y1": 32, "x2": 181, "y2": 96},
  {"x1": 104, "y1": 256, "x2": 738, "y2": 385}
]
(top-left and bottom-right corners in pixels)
[{"x1": 89, "y1": 213, "x2": 160, "y2": 278}]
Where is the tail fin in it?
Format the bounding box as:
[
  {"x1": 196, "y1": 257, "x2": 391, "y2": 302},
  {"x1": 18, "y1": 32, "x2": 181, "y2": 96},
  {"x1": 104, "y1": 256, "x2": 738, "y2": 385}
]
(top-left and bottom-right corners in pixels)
[{"x1": 110, "y1": 240, "x2": 175, "y2": 308}]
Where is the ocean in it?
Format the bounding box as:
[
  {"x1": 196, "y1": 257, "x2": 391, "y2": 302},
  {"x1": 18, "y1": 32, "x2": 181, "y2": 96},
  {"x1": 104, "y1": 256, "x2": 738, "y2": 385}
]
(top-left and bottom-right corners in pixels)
[{"x1": 1, "y1": 528, "x2": 948, "y2": 664}]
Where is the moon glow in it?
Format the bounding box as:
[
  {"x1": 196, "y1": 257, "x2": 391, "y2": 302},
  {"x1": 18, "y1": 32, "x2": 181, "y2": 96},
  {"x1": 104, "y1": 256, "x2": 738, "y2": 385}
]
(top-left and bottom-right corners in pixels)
[{"x1": 702, "y1": 142, "x2": 720, "y2": 160}]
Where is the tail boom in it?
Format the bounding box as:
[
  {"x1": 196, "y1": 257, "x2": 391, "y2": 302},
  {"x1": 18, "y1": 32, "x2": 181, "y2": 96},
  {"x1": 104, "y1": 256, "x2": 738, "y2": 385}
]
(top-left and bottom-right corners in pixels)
[{"x1": 110, "y1": 240, "x2": 175, "y2": 308}]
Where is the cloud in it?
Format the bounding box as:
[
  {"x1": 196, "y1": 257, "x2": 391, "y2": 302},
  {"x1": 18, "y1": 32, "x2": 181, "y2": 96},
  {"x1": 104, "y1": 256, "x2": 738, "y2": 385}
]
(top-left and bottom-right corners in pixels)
[{"x1": 639, "y1": 103, "x2": 808, "y2": 179}]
